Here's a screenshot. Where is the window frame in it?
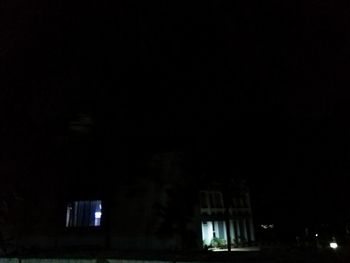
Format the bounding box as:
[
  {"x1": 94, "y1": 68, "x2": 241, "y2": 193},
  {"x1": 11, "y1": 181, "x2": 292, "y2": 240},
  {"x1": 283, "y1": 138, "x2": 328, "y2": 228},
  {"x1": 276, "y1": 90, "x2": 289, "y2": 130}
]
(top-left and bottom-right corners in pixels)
[{"x1": 65, "y1": 200, "x2": 103, "y2": 228}]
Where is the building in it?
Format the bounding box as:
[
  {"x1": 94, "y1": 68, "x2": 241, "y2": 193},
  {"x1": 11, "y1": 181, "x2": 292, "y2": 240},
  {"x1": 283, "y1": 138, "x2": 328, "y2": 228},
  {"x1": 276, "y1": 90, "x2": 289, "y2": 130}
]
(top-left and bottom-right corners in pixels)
[
  {"x1": 200, "y1": 181, "x2": 255, "y2": 250},
  {"x1": 0, "y1": 118, "x2": 255, "y2": 254}
]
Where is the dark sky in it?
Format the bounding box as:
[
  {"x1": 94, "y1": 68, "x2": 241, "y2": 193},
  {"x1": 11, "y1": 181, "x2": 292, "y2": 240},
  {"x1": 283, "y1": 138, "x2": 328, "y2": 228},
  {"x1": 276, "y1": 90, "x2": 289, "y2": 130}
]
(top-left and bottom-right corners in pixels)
[{"x1": 1, "y1": 1, "x2": 350, "y2": 232}]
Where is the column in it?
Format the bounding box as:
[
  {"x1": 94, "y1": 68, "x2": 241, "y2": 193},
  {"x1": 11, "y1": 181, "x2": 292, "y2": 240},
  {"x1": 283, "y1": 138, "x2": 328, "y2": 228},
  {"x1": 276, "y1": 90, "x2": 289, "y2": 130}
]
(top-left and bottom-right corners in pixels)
[
  {"x1": 249, "y1": 218, "x2": 255, "y2": 242},
  {"x1": 207, "y1": 221, "x2": 213, "y2": 244},
  {"x1": 214, "y1": 221, "x2": 219, "y2": 238},
  {"x1": 243, "y1": 218, "x2": 248, "y2": 241},
  {"x1": 230, "y1": 220, "x2": 235, "y2": 241},
  {"x1": 245, "y1": 219, "x2": 251, "y2": 243},
  {"x1": 236, "y1": 220, "x2": 241, "y2": 241},
  {"x1": 223, "y1": 221, "x2": 227, "y2": 241},
  {"x1": 201, "y1": 222, "x2": 207, "y2": 243}
]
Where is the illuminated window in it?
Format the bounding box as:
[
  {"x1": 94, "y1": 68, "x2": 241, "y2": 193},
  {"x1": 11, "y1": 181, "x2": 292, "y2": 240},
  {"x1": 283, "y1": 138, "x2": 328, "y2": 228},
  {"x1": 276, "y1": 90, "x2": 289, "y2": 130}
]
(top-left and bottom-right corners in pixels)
[{"x1": 66, "y1": 200, "x2": 102, "y2": 227}]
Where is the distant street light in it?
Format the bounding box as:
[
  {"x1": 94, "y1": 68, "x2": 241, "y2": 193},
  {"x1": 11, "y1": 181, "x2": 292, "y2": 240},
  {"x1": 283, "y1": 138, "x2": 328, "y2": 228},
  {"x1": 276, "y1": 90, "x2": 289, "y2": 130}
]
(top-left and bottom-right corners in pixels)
[{"x1": 330, "y1": 242, "x2": 338, "y2": 249}]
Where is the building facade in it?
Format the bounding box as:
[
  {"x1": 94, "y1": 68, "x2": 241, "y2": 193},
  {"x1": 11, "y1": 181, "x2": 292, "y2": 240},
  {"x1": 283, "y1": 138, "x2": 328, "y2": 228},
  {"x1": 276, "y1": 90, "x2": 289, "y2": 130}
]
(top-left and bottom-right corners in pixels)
[
  {"x1": 200, "y1": 182, "x2": 255, "y2": 249},
  {"x1": 0, "y1": 118, "x2": 255, "y2": 254}
]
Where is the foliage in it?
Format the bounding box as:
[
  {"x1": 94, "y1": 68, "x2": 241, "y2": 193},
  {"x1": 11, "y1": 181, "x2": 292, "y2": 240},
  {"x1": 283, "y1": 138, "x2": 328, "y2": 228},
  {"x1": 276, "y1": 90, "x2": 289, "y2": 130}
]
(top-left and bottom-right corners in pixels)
[{"x1": 211, "y1": 237, "x2": 227, "y2": 248}]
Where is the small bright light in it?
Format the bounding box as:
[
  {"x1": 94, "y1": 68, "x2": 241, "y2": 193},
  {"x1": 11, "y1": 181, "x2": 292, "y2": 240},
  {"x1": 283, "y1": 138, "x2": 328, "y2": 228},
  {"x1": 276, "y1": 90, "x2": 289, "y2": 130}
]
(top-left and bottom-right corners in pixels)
[
  {"x1": 315, "y1": 233, "x2": 318, "y2": 237},
  {"x1": 95, "y1": 211, "x2": 102, "y2": 219},
  {"x1": 330, "y1": 242, "x2": 338, "y2": 249}
]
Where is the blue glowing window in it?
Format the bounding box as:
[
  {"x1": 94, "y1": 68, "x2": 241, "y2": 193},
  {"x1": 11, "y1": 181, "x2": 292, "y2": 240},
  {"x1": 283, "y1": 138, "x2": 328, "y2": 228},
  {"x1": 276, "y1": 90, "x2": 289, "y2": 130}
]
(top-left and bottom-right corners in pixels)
[{"x1": 66, "y1": 200, "x2": 102, "y2": 227}]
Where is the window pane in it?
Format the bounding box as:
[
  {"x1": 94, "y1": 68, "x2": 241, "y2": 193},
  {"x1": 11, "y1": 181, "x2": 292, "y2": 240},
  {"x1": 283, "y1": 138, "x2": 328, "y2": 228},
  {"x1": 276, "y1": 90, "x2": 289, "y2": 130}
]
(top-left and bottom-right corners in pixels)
[{"x1": 66, "y1": 200, "x2": 102, "y2": 227}]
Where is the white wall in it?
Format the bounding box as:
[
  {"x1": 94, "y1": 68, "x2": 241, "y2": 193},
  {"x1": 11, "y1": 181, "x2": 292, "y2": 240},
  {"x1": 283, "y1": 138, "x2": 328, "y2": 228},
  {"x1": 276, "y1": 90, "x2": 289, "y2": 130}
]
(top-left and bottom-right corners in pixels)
[{"x1": 201, "y1": 221, "x2": 213, "y2": 245}]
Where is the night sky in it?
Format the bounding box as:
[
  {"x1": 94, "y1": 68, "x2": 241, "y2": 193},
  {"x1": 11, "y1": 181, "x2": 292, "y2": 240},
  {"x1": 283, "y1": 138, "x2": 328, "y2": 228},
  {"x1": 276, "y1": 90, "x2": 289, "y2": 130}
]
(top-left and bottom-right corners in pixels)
[{"x1": 2, "y1": 1, "x2": 350, "y2": 237}]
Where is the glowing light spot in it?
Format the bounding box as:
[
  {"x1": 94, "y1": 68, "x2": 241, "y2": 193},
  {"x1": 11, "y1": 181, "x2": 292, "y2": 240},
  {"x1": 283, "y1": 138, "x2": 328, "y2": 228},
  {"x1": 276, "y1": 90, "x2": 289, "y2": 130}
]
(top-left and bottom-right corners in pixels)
[
  {"x1": 95, "y1": 211, "x2": 102, "y2": 219},
  {"x1": 261, "y1": 224, "x2": 274, "y2": 229},
  {"x1": 330, "y1": 242, "x2": 338, "y2": 249}
]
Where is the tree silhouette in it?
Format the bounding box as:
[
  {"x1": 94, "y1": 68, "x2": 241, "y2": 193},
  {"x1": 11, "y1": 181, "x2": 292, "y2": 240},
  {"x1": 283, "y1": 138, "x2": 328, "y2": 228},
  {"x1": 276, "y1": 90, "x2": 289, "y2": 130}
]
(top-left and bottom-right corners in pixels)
[
  {"x1": 0, "y1": 190, "x2": 24, "y2": 255},
  {"x1": 151, "y1": 152, "x2": 200, "y2": 251}
]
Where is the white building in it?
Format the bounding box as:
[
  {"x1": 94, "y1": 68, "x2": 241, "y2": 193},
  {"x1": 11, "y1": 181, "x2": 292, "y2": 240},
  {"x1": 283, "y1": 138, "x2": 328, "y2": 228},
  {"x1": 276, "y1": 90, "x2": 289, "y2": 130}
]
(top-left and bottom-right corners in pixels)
[{"x1": 200, "y1": 184, "x2": 255, "y2": 248}]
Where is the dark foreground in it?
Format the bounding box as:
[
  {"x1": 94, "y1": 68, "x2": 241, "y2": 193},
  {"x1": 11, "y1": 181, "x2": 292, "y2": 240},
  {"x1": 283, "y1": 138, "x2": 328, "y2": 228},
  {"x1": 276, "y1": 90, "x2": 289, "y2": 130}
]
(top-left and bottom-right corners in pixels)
[{"x1": 2, "y1": 247, "x2": 350, "y2": 263}]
